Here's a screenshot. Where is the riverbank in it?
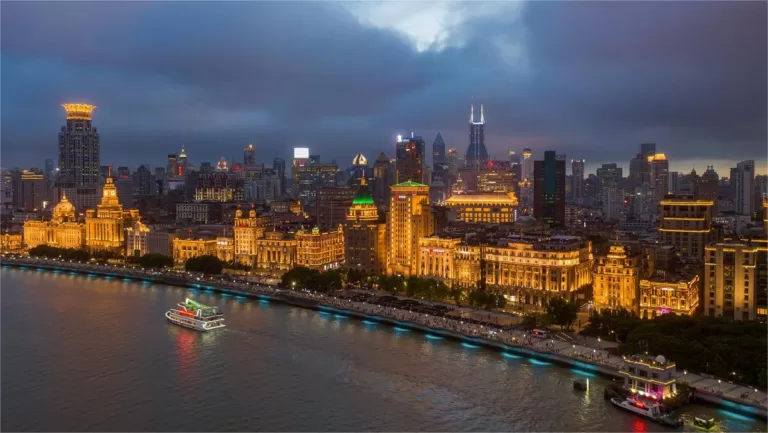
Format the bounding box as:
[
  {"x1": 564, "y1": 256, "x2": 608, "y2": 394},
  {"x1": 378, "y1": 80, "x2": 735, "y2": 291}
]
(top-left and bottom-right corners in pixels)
[{"x1": 2, "y1": 255, "x2": 766, "y2": 420}]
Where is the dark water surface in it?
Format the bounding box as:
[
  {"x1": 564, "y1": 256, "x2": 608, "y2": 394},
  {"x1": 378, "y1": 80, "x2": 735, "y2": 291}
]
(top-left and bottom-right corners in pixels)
[{"x1": 2, "y1": 267, "x2": 765, "y2": 432}]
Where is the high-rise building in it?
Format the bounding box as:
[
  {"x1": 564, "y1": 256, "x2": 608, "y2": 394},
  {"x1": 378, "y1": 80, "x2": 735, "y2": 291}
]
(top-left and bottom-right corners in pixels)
[
  {"x1": 85, "y1": 170, "x2": 140, "y2": 253},
  {"x1": 177, "y1": 147, "x2": 188, "y2": 178},
  {"x1": 395, "y1": 135, "x2": 424, "y2": 184},
  {"x1": 629, "y1": 143, "x2": 656, "y2": 188},
  {"x1": 695, "y1": 166, "x2": 719, "y2": 202},
  {"x1": 344, "y1": 179, "x2": 386, "y2": 275},
  {"x1": 44, "y1": 158, "x2": 55, "y2": 190},
  {"x1": 443, "y1": 192, "x2": 518, "y2": 224},
  {"x1": 446, "y1": 148, "x2": 459, "y2": 177},
  {"x1": 432, "y1": 133, "x2": 446, "y2": 167},
  {"x1": 273, "y1": 157, "x2": 286, "y2": 195},
  {"x1": 132, "y1": 165, "x2": 153, "y2": 197},
  {"x1": 731, "y1": 160, "x2": 755, "y2": 216},
  {"x1": 593, "y1": 245, "x2": 642, "y2": 313},
  {"x1": 372, "y1": 152, "x2": 392, "y2": 205},
  {"x1": 668, "y1": 171, "x2": 680, "y2": 195},
  {"x1": 55, "y1": 103, "x2": 101, "y2": 211},
  {"x1": 244, "y1": 143, "x2": 256, "y2": 166},
  {"x1": 659, "y1": 196, "x2": 714, "y2": 260},
  {"x1": 533, "y1": 150, "x2": 565, "y2": 227},
  {"x1": 648, "y1": 154, "x2": 669, "y2": 199},
  {"x1": 596, "y1": 163, "x2": 623, "y2": 194},
  {"x1": 601, "y1": 181, "x2": 624, "y2": 221},
  {"x1": 315, "y1": 187, "x2": 355, "y2": 230},
  {"x1": 478, "y1": 161, "x2": 517, "y2": 193},
  {"x1": 387, "y1": 180, "x2": 433, "y2": 276},
  {"x1": 167, "y1": 154, "x2": 178, "y2": 179},
  {"x1": 1, "y1": 168, "x2": 13, "y2": 212},
  {"x1": 704, "y1": 241, "x2": 759, "y2": 321},
  {"x1": 20, "y1": 169, "x2": 45, "y2": 212},
  {"x1": 571, "y1": 159, "x2": 585, "y2": 204},
  {"x1": 465, "y1": 105, "x2": 489, "y2": 171},
  {"x1": 521, "y1": 148, "x2": 533, "y2": 181}
]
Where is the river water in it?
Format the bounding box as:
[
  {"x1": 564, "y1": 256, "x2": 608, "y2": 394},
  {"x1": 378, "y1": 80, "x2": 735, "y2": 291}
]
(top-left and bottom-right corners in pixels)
[{"x1": 2, "y1": 267, "x2": 765, "y2": 432}]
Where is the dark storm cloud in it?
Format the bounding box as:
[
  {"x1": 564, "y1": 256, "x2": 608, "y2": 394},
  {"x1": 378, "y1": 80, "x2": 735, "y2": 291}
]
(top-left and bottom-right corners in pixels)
[{"x1": 1, "y1": 1, "x2": 765, "y2": 174}]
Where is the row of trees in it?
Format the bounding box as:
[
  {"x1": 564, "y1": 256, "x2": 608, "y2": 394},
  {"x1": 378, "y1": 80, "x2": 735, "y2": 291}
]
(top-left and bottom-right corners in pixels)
[
  {"x1": 184, "y1": 255, "x2": 223, "y2": 274},
  {"x1": 518, "y1": 298, "x2": 580, "y2": 331},
  {"x1": 29, "y1": 245, "x2": 91, "y2": 261},
  {"x1": 126, "y1": 253, "x2": 174, "y2": 269},
  {"x1": 582, "y1": 308, "x2": 767, "y2": 388},
  {"x1": 281, "y1": 266, "x2": 343, "y2": 292}
]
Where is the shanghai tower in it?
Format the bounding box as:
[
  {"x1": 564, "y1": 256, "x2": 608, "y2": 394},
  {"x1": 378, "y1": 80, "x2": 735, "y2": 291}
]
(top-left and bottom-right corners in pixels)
[
  {"x1": 464, "y1": 104, "x2": 489, "y2": 171},
  {"x1": 55, "y1": 103, "x2": 101, "y2": 211}
]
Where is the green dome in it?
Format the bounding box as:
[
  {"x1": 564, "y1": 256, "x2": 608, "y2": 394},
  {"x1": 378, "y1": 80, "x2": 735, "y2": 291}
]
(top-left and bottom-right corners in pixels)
[{"x1": 353, "y1": 184, "x2": 375, "y2": 205}]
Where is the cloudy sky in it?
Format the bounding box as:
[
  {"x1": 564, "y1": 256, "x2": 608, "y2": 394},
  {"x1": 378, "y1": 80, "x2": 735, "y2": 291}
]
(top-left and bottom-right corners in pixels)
[{"x1": 2, "y1": 1, "x2": 766, "y2": 176}]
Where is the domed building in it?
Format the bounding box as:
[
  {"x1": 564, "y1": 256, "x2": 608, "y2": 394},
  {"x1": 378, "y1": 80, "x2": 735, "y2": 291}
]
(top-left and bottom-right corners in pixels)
[
  {"x1": 85, "y1": 171, "x2": 140, "y2": 253},
  {"x1": 23, "y1": 193, "x2": 86, "y2": 249},
  {"x1": 344, "y1": 178, "x2": 386, "y2": 275}
]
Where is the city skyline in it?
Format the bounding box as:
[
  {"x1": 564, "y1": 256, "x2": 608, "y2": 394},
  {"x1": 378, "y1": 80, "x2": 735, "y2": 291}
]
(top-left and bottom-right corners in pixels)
[{"x1": 2, "y1": 2, "x2": 766, "y2": 175}]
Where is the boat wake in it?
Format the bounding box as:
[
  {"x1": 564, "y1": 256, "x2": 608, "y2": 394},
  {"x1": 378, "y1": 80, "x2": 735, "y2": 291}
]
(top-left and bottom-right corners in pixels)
[{"x1": 223, "y1": 328, "x2": 265, "y2": 337}]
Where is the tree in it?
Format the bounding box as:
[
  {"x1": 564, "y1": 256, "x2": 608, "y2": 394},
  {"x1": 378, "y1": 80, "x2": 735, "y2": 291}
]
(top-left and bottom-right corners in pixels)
[
  {"x1": 28, "y1": 245, "x2": 90, "y2": 262},
  {"x1": 281, "y1": 266, "x2": 315, "y2": 289},
  {"x1": 522, "y1": 312, "x2": 541, "y2": 330},
  {"x1": 185, "y1": 255, "x2": 223, "y2": 274},
  {"x1": 545, "y1": 297, "x2": 578, "y2": 330},
  {"x1": 449, "y1": 287, "x2": 465, "y2": 306},
  {"x1": 137, "y1": 253, "x2": 174, "y2": 269}
]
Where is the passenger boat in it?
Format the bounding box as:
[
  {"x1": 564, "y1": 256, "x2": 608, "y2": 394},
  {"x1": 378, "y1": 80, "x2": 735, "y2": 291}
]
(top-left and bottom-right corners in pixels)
[
  {"x1": 573, "y1": 378, "x2": 589, "y2": 391},
  {"x1": 610, "y1": 397, "x2": 683, "y2": 428},
  {"x1": 692, "y1": 415, "x2": 716, "y2": 431},
  {"x1": 166, "y1": 298, "x2": 225, "y2": 331}
]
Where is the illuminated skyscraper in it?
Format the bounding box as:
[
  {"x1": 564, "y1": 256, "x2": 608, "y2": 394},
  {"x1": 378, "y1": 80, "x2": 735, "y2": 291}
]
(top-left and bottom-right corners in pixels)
[
  {"x1": 55, "y1": 103, "x2": 101, "y2": 210},
  {"x1": 648, "y1": 153, "x2": 669, "y2": 199},
  {"x1": 432, "y1": 133, "x2": 446, "y2": 167},
  {"x1": 387, "y1": 180, "x2": 433, "y2": 276},
  {"x1": 244, "y1": 143, "x2": 256, "y2": 166},
  {"x1": 521, "y1": 148, "x2": 533, "y2": 181},
  {"x1": 465, "y1": 105, "x2": 489, "y2": 171},
  {"x1": 395, "y1": 135, "x2": 424, "y2": 184}
]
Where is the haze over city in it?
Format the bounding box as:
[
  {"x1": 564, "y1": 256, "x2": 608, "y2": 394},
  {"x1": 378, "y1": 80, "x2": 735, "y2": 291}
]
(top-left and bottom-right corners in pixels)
[{"x1": 2, "y1": 1, "x2": 766, "y2": 175}]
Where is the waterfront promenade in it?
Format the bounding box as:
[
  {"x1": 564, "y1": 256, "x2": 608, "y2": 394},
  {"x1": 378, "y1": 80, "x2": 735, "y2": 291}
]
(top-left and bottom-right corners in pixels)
[{"x1": 2, "y1": 254, "x2": 766, "y2": 418}]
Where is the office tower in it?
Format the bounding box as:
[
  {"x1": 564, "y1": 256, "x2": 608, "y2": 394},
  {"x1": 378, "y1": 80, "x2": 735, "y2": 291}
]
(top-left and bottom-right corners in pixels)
[
  {"x1": 659, "y1": 196, "x2": 713, "y2": 260},
  {"x1": 446, "y1": 148, "x2": 458, "y2": 176},
  {"x1": 705, "y1": 242, "x2": 759, "y2": 321},
  {"x1": 629, "y1": 143, "x2": 657, "y2": 188},
  {"x1": 731, "y1": 160, "x2": 755, "y2": 215},
  {"x1": 668, "y1": 172, "x2": 680, "y2": 195},
  {"x1": 571, "y1": 159, "x2": 585, "y2": 204},
  {"x1": 344, "y1": 179, "x2": 386, "y2": 275},
  {"x1": 432, "y1": 133, "x2": 446, "y2": 167},
  {"x1": 1, "y1": 168, "x2": 13, "y2": 212},
  {"x1": 349, "y1": 153, "x2": 369, "y2": 188},
  {"x1": 20, "y1": 169, "x2": 45, "y2": 212},
  {"x1": 648, "y1": 153, "x2": 669, "y2": 199},
  {"x1": 167, "y1": 154, "x2": 178, "y2": 179},
  {"x1": 465, "y1": 104, "x2": 489, "y2": 171},
  {"x1": 695, "y1": 166, "x2": 719, "y2": 202},
  {"x1": 44, "y1": 158, "x2": 54, "y2": 190},
  {"x1": 372, "y1": 152, "x2": 392, "y2": 205},
  {"x1": 509, "y1": 151, "x2": 521, "y2": 165},
  {"x1": 395, "y1": 134, "x2": 424, "y2": 184},
  {"x1": 177, "y1": 147, "x2": 188, "y2": 177},
  {"x1": 533, "y1": 151, "x2": 565, "y2": 227},
  {"x1": 315, "y1": 187, "x2": 355, "y2": 230},
  {"x1": 601, "y1": 181, "x2": 624, "y2": 221},
  {"x1": 244, "y1": 143, "x2": 256, "y2": 166},
  {"x1": 478, "y1": 161, "x2": 517, "y2": 193},
  {"x1": 292, "y1": 147, "x2": 310, "y2": 191},
  {"x1": 387, "y1": 180, "x2": 432, "y2": 276},
  {"x1": 521, "y1": 149, "x2": 533, "y2": 181},
  {"x1": 133, "y1": 165, "x2": 153, "y2": 197},
  {"x1": 55, "y1": 103, "x2": 101, "y2": 210},
  {"x1": 596, "y1": 163, "x2": 623, "y2": 194}
]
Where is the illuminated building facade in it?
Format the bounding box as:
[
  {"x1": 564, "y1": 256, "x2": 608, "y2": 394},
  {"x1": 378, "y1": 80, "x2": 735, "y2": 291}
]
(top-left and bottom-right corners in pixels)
[
  {"x1": 344, "y1": 181, "x2": 386, "y2": 275},
  {"x1": 418, "y1": 235, "x2": 593, "y2": 304},
  {"x1": 20, "y1": 169, "x2": 46, "y2": 212},
  {"x1": 659, "y1": 196, "x2": 714, "y2": 261},
  {"x1": 295, "y1": 226, "x2": 345, "y2": 271},
  {"x1": 395, "y1": 135, "x2": 425, "y2": 184},
  {"x1": 254, "y1": 232, "x2": 297, "y2": 275},
  {"x1": 194, "y1": 172, "x2": 244, "y2": 202},
  {"x1": 443, "y1": 192, "x2": 518, "y2": 224},
  {"x1": 465, "y1": 105, "x2": 489, "y2": 172},
  {"x1": 620, "y1": 355, "x2": 677, "y2": 401},
  {"x1": 1, "y1": 233, "x2": 23, "y2": 252},
  {"x1": 55, "y1": 103, "x2": 101, "y2": 211},
  {"x1": 704, "y1": 242, "x2": 758, "y2": 321},
  {"x1": 85, "y1": 172, "x2": 139, "y2": 253},
  {"x1": 648, "y1": 154, "x2": 669, "y2": 199},
  {"x1": 244, "y1": 143, "x2": 256, "y2": 166},
  {"x1": 387, "y1": 181, "x2": 433, "y2": 276},
  {"x1": 172, "y1": 238, "x2": 216, "y2": 265},
  {"x1": 593, "y1": 245, "x2": 642, "y2": 313},
  {"x1": 23, "y1": 193, "x2": 85, "y2": 249},
  {"x1": 125, "y1": 220, "x2": 151, "y2": 257},
  {"x1": 639, "y1": 272, "x2": 699, "y2": 319},
  {"x1": 233, "y1": 206, "x2": 266, "y2": 266},
  {"x1": 478, "y1": 161, "x2": 517, "y2": 193},
  {"x1": 216, "y1": 237, "x2": 234, "y2": 263}
]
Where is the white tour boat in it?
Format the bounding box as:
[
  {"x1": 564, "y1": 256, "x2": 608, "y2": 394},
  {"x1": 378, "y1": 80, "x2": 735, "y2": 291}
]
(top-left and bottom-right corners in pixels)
[
  {"x1": 610, "y1": 397, "x2": 683, "y2": 428},
  {"x1": 166, "y1": 298, "x2": 225, "y2": 331}
]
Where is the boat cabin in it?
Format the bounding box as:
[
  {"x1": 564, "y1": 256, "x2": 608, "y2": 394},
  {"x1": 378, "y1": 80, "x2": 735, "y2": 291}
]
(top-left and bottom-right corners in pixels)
[
  {"x1": 693, "y1": 415, "x2": 716, "y2": 430},
  {"x1": 620, "y1": 354, "x2": 677, "y2": 401}
]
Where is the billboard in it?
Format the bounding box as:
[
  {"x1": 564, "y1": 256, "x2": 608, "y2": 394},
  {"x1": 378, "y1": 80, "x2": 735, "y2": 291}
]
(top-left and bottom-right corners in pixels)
[{"x1": 294, "y1": 148, "x2": 309, "y2": 159}]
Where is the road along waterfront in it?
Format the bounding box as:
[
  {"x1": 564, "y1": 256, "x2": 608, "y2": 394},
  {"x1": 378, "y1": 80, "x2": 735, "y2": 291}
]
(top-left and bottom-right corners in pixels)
[{"x1": 2, "y1": 265, "x2": 767, "y2": 432}]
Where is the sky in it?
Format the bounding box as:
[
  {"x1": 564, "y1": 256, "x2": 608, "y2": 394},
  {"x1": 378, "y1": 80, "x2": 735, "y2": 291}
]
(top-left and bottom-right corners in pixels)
[{"x1": 2, "y1": 1, "x2": 766, "y2": 177}]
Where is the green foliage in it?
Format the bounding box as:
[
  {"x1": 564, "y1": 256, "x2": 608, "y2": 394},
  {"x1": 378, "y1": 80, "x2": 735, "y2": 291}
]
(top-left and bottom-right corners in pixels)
[
  {"x1": 222, "y1": 261, "x2": 251, "y2": 271},
  {"x1": 466, "y1": 289, "x2": 507, "y2": 310},
  {"x1": 345, "y1": 268, "x2": 366, "y2": 285},
  {"x1": 282, "y1": 266, "x2": 342, "y2": 293},
  {"x1": 136, "y1": 253, "x2": 173, "y2": 269},
  {"x1": 377, "y1": 275, "x2": 405, "y2": 295},
  {"x1": 184, "y1": 255, "x2": 223, "y2": 274},
  {"x1": 545, "y1": 297, "x2": 578, "y2": 330},
  {"x1": 583, "y1": 309, "x2": 768, "y2": 388},
  {"x1": 28, "y1": 245, "x2": 90, "y2": 262},
  {"x1": 522, "y1": 312, "x2": 542, "y2": 329}
]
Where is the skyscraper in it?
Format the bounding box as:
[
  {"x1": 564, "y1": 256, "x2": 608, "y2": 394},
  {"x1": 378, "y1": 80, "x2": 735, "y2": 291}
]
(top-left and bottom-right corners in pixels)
[
  {"x1": 273, "y1": 157, "x2": 286, "y2": 196},
  {"x1": 571, "y1": 159, "x2": 585, "y2": 204},
  {"x1": 167, "y1": 154, "x2": 178, "y2": 179},
  {"x1": 20, "y1": 169, "x2": 45, "y2": 212},
  {"x1": 648, "y1": 153, "x2": 669, "y2": 199},
  {"x1": 395, "y1": 135, "x2": 424, "y2": 184},
  {"x1": 596, "y1": 163, "x2": 623, "y2": 194},
  {"x1": 55, "y1": 103, "x2": 101, "y2": 210},
  {"x1": 731, "y1": 160, "x2": 755, "y2": 215},
  {"x1": 372, "y1": 152, "x2": 392, "y2": 205},
  {"x1": 432, "y1": 133, "x2": 446, "y2": 167},
  {"x1": 387, "y1": 180, "x2": 432, "y2": 276},
  {"x1": 533, "y1": 150, "x2": 565, "y2": 227},
  {"x1": 177, "y1": 147, "x2": 188, "y2": 177},
  {"x1": 132, "y1": 165, "x2": 153, "y2": 197},
  {"x1": 244, "y1": 144, "x2": 256, "y2": 166},
  {"x1": 464, "y1": 104, "x2": 489, "y2": 171},
  {"x1": 521, "y1": 148, "x2": 533, "y2": 182},
  {"x1": 345, "y1": 179, "x2": 386, "y2": 275}
]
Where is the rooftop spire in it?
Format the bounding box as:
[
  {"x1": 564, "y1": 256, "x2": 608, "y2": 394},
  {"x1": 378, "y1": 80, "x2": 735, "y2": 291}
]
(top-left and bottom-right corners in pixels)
[
  {"x1": 480, "y1": 104, "x2": 485, "y2": 124},
  {"x1": 470, "y1": 104, "x2": 474, "y2": 123}
]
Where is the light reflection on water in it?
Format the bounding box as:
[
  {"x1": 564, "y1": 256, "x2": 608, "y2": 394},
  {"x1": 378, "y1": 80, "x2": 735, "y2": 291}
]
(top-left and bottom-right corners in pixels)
[{"x1": 1, "y1": 267, "x2": 765, "y2": 433}]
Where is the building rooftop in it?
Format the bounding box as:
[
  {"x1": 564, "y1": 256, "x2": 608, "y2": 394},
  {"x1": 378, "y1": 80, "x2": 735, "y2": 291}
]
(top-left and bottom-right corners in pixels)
[{"x1": 444, "y1": 192, "x2": 518, "y2": 206}]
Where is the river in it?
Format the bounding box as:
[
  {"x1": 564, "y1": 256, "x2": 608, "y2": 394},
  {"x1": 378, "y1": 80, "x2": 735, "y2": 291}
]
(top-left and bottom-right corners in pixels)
[{"x1": 1, "y1": 267, "x2": 765, "y2": 432}]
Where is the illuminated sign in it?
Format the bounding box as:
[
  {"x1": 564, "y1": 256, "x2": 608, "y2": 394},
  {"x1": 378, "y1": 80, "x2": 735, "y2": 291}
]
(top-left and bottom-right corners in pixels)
[
  {"x1": 398, "y1": 195, "x2": 407, "y2": 199},
  {"x1": 294, "y1": 148, "x2": 309, "y2": 159}
]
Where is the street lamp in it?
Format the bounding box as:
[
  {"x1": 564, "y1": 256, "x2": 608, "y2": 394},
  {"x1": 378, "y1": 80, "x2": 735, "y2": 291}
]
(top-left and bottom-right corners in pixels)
[{"x1": 718, "y1": 379, "x2": 721, "y2": 392}]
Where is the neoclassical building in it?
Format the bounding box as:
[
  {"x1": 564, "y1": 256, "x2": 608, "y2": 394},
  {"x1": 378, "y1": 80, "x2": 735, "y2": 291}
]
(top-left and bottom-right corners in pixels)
[
  {"x1": 23, "y1": 193, "x2": 85, "y2": 249},
  {"x1": 85, "y1": 173, "x2": 139, "y2": 253},
  {"x1": 295, "y1": 226, "x2": 345, "y2": 271},
  {"x1": 344, "y1": 180, "x2": 386, "y2": 275},
  {"x1": 387, "y1": 180, "x2": 433, "y2": 276},
  {"x1": 233, "y1": 205, "x2": 266, "y2": 266},
  {"x1": 443, "y1": 192, "x2": 519, "y2": 224},
  {"x1": 592, "y1": 245, "x2": 643, "y2": 313}
]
